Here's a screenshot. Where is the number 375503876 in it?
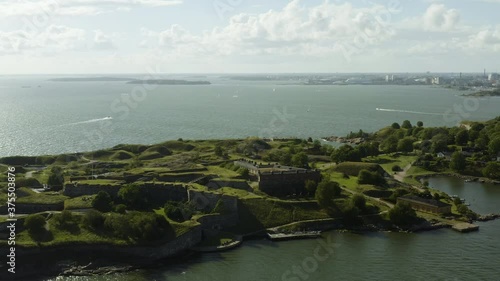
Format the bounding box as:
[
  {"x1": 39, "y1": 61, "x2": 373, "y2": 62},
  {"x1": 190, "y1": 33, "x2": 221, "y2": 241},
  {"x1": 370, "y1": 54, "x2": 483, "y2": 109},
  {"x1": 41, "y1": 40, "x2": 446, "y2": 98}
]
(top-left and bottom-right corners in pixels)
[{"x1": 7, "y1": 167, "x2": 16, "y2": 218}]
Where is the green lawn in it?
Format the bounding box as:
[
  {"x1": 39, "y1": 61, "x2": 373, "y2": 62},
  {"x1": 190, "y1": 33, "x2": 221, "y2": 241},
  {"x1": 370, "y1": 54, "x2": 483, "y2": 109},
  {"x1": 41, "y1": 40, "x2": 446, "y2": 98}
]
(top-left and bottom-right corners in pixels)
[
  {"x1": 16, "y1": 187, "x2": 68, "y2": 204},
  {"x1": 206, "y1": 166, "x2": 240, "y2": 178},
  {"x1": 364, "y1": 154, "x2": 417, "y2": 174},
  {"x1": 214, "y1": 187, "x2": 263, "y2": 199},
  {"x1": 64, "y1": 195, "x2": 96, "y2": 210},
  {"x1": 328, "y1": 172, "x2": 359, "y2": 189},
  {"x1": 153, "y1": 208, "x2": 200, "y2": 236},
  {"x1": 232, "y1": 198, "x2": 331, "y2": 233}
]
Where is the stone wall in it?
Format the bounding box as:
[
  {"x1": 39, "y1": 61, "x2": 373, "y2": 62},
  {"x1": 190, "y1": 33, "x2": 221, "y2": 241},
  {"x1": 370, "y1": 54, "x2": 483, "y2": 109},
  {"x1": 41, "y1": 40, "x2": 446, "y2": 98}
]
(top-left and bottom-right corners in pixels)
[
  {"x1": 258, "y1": 170, "x2": 321, "y2": 195},
  {"x1": 0, "y1": 203, "x2": 64, "y2": 215},
  {"x1": 63, "y1": 184, "x2": 122, "y2": 198},
  {"x1": 196, "y1": 213, "x2": 239, "y2": 230},
  {"x1": 12, "y1": 224, "x2": 203, "y2": 260},
  {"x1": 188, "y1": 190, "x2": 238, "y2": 214},
  {"x1": 206, "y1": 179, "x2": 251, "y2": 191}
]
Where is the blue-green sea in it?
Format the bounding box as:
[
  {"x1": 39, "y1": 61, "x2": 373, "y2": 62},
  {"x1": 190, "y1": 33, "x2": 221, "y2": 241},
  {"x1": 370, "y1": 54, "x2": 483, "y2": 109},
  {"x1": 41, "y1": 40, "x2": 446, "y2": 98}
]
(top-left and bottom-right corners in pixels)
[
  {"x1": 2, "y1": 75, "x2": 500, "y2": 281},
  {"x1": 1, "y1": 75, "x2": 499, "y2": 157}
]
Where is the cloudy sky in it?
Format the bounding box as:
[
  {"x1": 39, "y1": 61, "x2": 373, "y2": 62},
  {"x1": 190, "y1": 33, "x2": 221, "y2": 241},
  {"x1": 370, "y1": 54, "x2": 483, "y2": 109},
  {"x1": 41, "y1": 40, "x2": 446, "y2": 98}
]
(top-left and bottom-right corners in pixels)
[{"x1": 0, "y1": 0, "x2": 499, "y2": 74}]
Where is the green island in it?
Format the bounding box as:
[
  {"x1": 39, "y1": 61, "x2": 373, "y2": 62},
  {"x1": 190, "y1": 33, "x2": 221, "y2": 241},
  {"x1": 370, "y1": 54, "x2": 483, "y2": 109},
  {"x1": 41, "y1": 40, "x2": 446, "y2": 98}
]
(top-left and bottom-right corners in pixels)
[
  {"x1": 462, "y1": 89, "x2": 500, "y2": 97},
  {"x1": 1, "y1": 117, "x2": 500, "y2": 277}
]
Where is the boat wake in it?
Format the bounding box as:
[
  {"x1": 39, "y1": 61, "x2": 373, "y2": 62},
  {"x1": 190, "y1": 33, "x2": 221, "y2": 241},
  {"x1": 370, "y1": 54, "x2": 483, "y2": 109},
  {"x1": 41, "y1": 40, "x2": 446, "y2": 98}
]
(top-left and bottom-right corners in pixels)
[
  {"x1": 62, "y1": 116, "x2": 113, "y2": 126},
  {"x1": 376, "y1": 108, "x2": 444, "y2": 116}
]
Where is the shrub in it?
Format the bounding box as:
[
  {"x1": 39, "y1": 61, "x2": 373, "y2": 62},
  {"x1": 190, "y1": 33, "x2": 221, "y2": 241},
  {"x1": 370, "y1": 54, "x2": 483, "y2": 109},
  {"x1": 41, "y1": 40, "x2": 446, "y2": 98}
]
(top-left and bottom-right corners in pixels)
[
  {"x1": 164, "y1": 201, "x2": 193, "y2": 222},
  {"x1": 358, "y1": 169, "x2": 386, "y2": 186},
  {"x1": 82, "y1": 210, "x2": 105, "y2": 230},
  {"x1": 389, "y1": 202, "x2": 417, "y2": 227},
  {"x1": 351, "y1": 194, "x2": 366, "y2": 211},
  {"x1": 315, "y1": 181, "x2": 341, "y2": 209},
  {"x1": 114, "y1": 204, "x2": 127, "y2": 214},
  {"x1": 24, "y1": 214, "x2": 46, "y2": 240},
  {"x1": 53, "y1": 210, "x2": 79, "y2": 231},
  {"x1": 392, "y1": 165, "x2": 402, "y2": 172},
  {"x1": 92, "y1": 191, "x2": 113, "y2": 212}
]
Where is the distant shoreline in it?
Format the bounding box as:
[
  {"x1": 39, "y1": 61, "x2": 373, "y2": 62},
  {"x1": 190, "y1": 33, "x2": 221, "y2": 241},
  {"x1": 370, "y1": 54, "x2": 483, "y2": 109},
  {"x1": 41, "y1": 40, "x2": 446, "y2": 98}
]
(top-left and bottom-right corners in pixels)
[
  {"x1": 462, "y1": 89, "x2": 500, "y2": 97},
  {"x1": 47, "y1": 77, "x2": 211, "y2": 85}
]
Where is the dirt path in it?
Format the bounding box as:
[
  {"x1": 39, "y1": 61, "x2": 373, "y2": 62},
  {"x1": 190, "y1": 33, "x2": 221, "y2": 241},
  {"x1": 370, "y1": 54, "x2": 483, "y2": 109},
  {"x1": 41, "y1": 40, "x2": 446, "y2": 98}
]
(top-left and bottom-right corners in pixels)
[
  {"x1": 340, "y1": 186, "x2": 394, "y2": 209},
  {"x1": 393, "y1": 163, "x2": 412, "y2": 182}
]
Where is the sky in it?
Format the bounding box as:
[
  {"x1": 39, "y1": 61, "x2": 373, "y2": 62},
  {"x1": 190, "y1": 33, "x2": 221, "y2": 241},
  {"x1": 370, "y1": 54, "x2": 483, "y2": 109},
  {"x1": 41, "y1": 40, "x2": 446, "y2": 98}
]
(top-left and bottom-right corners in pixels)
[{"x1": 0, "y1": 0, "x2": 499, "y2": 74}]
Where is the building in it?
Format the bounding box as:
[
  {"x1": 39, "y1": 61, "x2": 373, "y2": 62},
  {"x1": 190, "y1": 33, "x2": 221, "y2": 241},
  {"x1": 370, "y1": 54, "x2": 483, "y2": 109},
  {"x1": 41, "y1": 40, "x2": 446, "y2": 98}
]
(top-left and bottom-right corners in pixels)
[
  {"x1": 397, "y1": 195, "x2": 451, "y2": 214},
  {"x1": 234, "y1": 160, "x2": 321, "y2": 195},
  {"x1": 488, "y1": 73, "x2": 499, "y2": 82}
]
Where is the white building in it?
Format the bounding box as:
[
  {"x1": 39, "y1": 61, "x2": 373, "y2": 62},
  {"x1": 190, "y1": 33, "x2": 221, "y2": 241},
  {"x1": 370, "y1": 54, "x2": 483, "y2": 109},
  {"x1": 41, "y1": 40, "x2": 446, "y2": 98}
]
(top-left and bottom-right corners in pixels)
[{"x1": 488, "y1": 73, "x2": 499, "y2": 81}]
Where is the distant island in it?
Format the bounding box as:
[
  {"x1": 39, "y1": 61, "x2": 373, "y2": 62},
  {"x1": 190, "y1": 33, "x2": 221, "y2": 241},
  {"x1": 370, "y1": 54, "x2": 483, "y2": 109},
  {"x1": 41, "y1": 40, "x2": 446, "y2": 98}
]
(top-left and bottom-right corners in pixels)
[
  {"x1": 127, "y1": 79, "x2": 211, "y2": 85},
  {"x1": 47, "y1": 78, "x2": 212, "y2": 85},
  {"x1": 462, "y1": 89, "x2": 500, "y2": 97},
  {"x1": 48, "y1": 77, "x2": 133, "y2": 82}
]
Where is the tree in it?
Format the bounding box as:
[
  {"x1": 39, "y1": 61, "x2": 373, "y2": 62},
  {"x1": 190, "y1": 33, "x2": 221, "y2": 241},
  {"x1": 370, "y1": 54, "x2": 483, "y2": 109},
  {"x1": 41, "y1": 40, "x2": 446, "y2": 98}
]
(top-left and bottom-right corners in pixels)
[
  {"x1": 449, "y1": 151, "x2": 466, "y2": 172},
  {"x1": 292, "y1": 152, "x2": 308, "y2": 168},
  {"x1": 401, "y1": 120, "x2": 412, "y2": 129},
  {"x1": 92, "y1": 191, "x2": 113, "y2": 212},
  {"x1": 397, "y1": 137, "x2": 415, "y2": 153},
  {"x1": 392, "y1": 165, "x2": 402, "y2": 172},
  {"x1": 488, "y1": 137, "x2": 500, "y2": 155},
  {"x1": 433, "y1": 193, "x2": 441, "y2": 201},
  {"x1": 238, "y1": 167, "x2": 250, "y2": 178},
  {"x1": 53, "y1": 210, "x2": 78, "y2": 231},
  {"x1": 47, "y1": 166, "x2": 64, "y2": 191},
  {"x1": 82, "y1": 210, "x2": 105, "y2": 230},
  {"x1": 118, "y1": 184, "x2": 146, "y2": 209},
  {"x1": 24, "y1": 214, "x2": 47, "y2": 241},
  {"x1": 341, "y1": 202, "x2": 361, "y2": 225},
  {"x1": 391, "y1": 123, "x2": 401, "y2": 129},
  {"x1": 164, "y1": 201, "x2": 193, "y2": 222},
  {"x1": 358, "y1": 169, "x2": 386, "y2": 186},
  {"x1": 351, "y1": 194, "x2": 366, "y2": 211},
  {"x1": 312, "y1": 140, "x2": 322, "y2": 150},
  {"x1": 483, "y1": 162, "x2": 500, "y2": 180},
  {"x1": 455, "y1": 130, "x2": 469, "y2": 146},
  {"x1": 304, "y1": 180, "x2": 318, "y2": 196},
  {"x1": 315, "y1": 181, "x2": 341, "y2": 209},
  {"x1": 214, "y1": 145, "x2": 224, "y2": 157},
  {"x1": 389, "y1": 202, "x2": 417, "y2": 227},
  {"x1": 417, "y1": 121, "x2": 424, "y2": 127},
  {"x1": 381, "y1": 135, "x2": 398, "y2": 153},
  {"x1": 457, "y1": 204, "x2": 468, "y2": 216},
  {"x1": 114, "y1": 204, "x2": 127, "y2": 214}
]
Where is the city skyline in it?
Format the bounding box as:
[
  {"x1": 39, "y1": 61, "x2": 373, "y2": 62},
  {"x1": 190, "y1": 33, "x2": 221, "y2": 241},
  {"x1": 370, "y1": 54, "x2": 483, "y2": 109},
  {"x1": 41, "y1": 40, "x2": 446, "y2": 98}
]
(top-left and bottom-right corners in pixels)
[{"x1": 1, "y1": 0, "x2": 500, "y2": 74}]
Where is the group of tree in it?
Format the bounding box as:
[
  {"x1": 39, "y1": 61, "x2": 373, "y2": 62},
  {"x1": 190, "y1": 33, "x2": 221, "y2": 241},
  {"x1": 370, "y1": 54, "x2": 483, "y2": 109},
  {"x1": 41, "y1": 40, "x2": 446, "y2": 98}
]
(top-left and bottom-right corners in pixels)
[
  {"x1": 164, "y1": 201, "x2": 196, "y2": 222},
  {"x1": 330, "y1": 142, "x2": 380, "y2": 164},
  {"x1": 357, "y1": 169, "x2": 386, "y2": 186},
  {"x1": 263, "y1": 148, "x2": 309, "y2": 168},
  {"x1": 388, "y1": 202, "x2": 418, "y2": 227},
  {"x1": 103, "y1": 211, "x2": 173, "y2": 241},
  {"x1": 315, "y1": 180, "x2": 342, "y2": 210},
  {"x1": 91, "y1": 184, "x2": 149, "y2": 213}
]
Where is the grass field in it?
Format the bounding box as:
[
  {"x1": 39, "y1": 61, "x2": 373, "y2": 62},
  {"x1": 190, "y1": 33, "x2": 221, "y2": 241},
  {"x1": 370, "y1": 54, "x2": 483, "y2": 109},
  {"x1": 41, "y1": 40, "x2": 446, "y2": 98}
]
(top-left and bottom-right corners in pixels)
[{"x1": 364, "y1": 154, "x2": 417, "y2": 174}]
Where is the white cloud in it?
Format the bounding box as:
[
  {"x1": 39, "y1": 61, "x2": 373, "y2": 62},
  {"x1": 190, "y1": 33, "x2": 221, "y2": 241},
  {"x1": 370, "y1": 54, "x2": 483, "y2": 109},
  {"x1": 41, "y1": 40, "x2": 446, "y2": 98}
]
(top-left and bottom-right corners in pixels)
[
  {"x1": 0, "y1": 25, "x2": 86, "y2": 55},
  {"x1": 92, "y1": 30, "x2": 116, "y2": 50},
  {"x1": 143, "y1": 1, "x2": 400, "y2": 61},
  {"x1": 0, "y1": 0, "x2": 183, "y2": 17},
  {"x1": 422, "y1": 4, "x2": 460, "y2": 31},
  {"x1": 461, "y1": 25, "x2": 500, "y2": 51}
]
